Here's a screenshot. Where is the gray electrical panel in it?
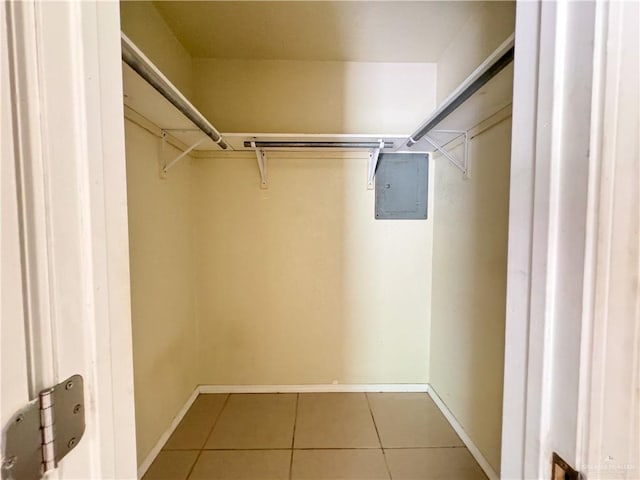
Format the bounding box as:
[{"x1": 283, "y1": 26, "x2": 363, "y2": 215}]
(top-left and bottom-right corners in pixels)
[{"x1": 375, "y1": 153, "x2": 428, "y2": 220}]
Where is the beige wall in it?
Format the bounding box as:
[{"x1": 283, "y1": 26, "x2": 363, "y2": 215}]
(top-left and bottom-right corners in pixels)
[
  {"x1": 429, "y1": 114, "x2": 511, "y2": 473},
  {"x1": 192, "y1": 152, "x2": 433, "y2": 384},
  {"x1": 120, "y1": 1, "x2": 194, "y2": 99},
  {"x1": 121, "y1": 4, "x2": 200, "y2": 464},
  {"x1": 125, "y1": 121, "x2": 198, "y2": 464},
  {"x1": 436, "y1": 2, "x2": 515, "y2": 103},
  {"x1": 429, "y1": 4, "x2": 514, "y2": 472},
  {"x1": 188, "y1": 58, "x2": 437, "y2": 385},
  {"x1": 193, "y1": 59, "x2": 436, "y2": 134}
]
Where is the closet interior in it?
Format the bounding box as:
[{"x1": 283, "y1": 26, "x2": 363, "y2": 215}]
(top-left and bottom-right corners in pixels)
[{"x1": 119, "y1": 1, "x2": 515, "y2": 478}]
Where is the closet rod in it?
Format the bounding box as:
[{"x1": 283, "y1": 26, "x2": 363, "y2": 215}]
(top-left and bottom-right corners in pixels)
[
  {"x1": 244, "y1": 141, "x2": 394, "y2": 149},
  {"x1": 406, "y1": 34, "x2": 515, "y2": 147},
  {"x1": 121, "y1": 33, "x2": 228, "y2": 150}
]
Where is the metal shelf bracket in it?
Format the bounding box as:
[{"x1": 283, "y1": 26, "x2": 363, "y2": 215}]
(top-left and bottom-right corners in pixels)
[
  {"x1": 367, "y1": 139, "x2": 384, "y2": 190},
  {"x1": 160, "y1": 131, "x2": 206, "y2": 178},
  {"x1": 250, "y1": 141, "x2": 268, "y2": 189},
  {"x1": 422, "y1": 130, "x2": 469, "y2": 177}
]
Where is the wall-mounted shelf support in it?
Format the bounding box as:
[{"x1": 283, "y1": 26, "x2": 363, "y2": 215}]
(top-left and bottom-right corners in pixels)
[
  {"x1": 160, "y1": 132, "x2": 207, "y2": 178},
  {"x1": 367, "y1": 139, "x2": 385, "y2": 190},
  {"x1": 241, "y1": 137, "x2": 397, "y2": 189},
  {"x1": 250, "y1": 141, "x2": 268, "y2": 189},
  {"x1": 406, "y1": 34, "x2": 514, "y2": 149},
  {"x1": 422, "y1": 130, "x2": 469, "y2": 176},
  {"x1": 404, "y1": 34, "x2": 513, "y2": 178}
]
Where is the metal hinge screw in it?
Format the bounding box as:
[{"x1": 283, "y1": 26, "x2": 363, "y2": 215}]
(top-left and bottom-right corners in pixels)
[{"x1": 3, "y1": 375, "x2": 85, "y2": 480}]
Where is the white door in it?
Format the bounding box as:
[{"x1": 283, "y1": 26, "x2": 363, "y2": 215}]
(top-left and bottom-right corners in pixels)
[
  {"x1": 1, "y1": 1, "x2": 137, "y2": 479},
  {"x1": 502, "y1": 1, "x2": 640, "y2": 478}
]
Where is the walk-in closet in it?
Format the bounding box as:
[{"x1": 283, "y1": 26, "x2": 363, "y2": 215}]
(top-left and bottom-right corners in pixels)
[{"x1": 119, "y1": 2, "x2": 515, "y2": 479}]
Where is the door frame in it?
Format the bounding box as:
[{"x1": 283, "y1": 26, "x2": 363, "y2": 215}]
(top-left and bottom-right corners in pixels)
[
  {"x1": 5, "y1": 1, "x2": 137, "y2": 478},
  {"x1": 577, "y1": 0, "x2": 639, "y2": 477},
  {"x1": 502, "y1": 1, "x2": 639, "y2": 478},
  {"x1": 502, "y1": 1, "x2": 590, "y2": 477}
]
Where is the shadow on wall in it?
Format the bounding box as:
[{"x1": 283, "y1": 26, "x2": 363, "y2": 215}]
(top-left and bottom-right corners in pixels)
[
  {"x1": 176, "y1": 1, "x2": 348, "y2": 134},
  {"x1": 191, "y1": 153, "x2": 350, "y2": 384},
  {"x1": 188, "y1": 2, "x2": 348, "y2": 385},
  {"x1": 429, "y1": 115, "x2": 512, "y2": 474},
  {"x1": 171, "y1": 1, "x2": 438, "y2": 135},
  {"x1": 176, "y1": 2, "x2": 434, "y2": 385},
  {"x1": 190, "y1": 158, "x2": 433, "y2": 385},
  {"x1": 426, "y1": 3, "x2": 515, "y2": 473}
]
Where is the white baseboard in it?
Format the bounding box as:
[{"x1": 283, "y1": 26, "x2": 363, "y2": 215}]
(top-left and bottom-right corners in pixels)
[
  {"x1": 198, "y1": 383, "x2": 429, "y2": 394},
  {"x1": 137, "y1": 387, "x2": 200, "y2": 479},
  {"x1": 426, "y1": 385, "x2": 499, "y2": 480}
]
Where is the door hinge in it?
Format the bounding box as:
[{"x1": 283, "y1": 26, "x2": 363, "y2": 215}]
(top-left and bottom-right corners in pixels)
[{"x1": 2, "y1": 375, "x2": 85, "y2": 480}]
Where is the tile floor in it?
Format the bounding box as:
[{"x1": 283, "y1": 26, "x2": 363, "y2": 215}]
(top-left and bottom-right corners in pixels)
[{"x1": 144, "y1": 392, "x2": 488, "y2": 480}]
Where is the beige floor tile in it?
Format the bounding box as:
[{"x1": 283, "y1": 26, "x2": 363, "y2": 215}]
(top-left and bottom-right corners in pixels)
[
  {"x1": 205, "y1": 393, "x2": 297, "y2": 449},
  {"x1": 189, "y1": 450, "x2": 291, "y2": 480},
  {"x1": 164, "y1": 394, "x2": 228, "y2": 450},
  {"x1": 294, "y1": 393, "x2": 380, "y2": 448},
  {"x1": 143, "y1": 450, "x2": 199, "y2": 480},
  {"x1": 367, "y1": 393, "x2": 463, "y2": 448},
  {"x1": 385, "y1": 448, "x2": 488, "y2": 480},
  {"x1": 291, "y1": 449, "x2": 390, "y2": 479}
]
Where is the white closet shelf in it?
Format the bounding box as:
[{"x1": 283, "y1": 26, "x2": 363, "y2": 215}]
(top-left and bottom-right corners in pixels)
[
  {"x1": 121, "y1": 33, "x2": 227, "y2": 158},
  {"x1": 122, "y1": 64, "x2": 413, "y2": 155},
  {"x1": 405, "y1": 33, "x2": 515, "y2": 175},
  {"x1": 217, "y1": 134, "x2": 420, "y2": 190},
  {"x1": 122, "y1": 64, "x2": 219, "y2": 150},
  {"x1": 408, "y1": 64, "x2": 513, "y2": 146},
  {"x1": 122, "y1": 28, "x2": 513, "y2": 181}
]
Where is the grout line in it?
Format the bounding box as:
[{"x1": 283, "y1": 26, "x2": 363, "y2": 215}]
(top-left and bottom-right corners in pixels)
[
  {"x1": 184, "y1": 450, "x2": 203, "y2": 480},
  {"x1": 381, "y1": 446, "x2": 468, "y2": 450},
  {"x1": 365, "y1": 393, "x2": 393, "y2": 480},
  {"x1": 288, "y1": 449, "x2": 294, "y2": 480},
  {"x1": 195, "y1": 447, "x2": 390, "y2": 451},
  {"x1": 426, "y1": 386, "x2": 497, "y2": 480},
  {"x1": 171, "y1": 447, "x2": 294, "y2": 451},
  {"x1": 289, "y1": 393, "x2": 299, "y2": 480},
  {"x1": 292, "y1": 447, "x2": 384, "y2": 451},
  {"x1": 200, "y1": 393, "x2": 232, "y2": 448},
  {"x1": 138, "y1": 388, "x2": 201, "y2": 479},
  {"x1": 185, "y1": 393, "x2": 232, "y2": 480},
  {"x1": 164, "y1": 445, "x2": 469, "y2": 452},
  {"x1": 291, "y1": 394, "x2": 300, "y2": 449},
  {"x1": 161, "y1": 445, "x2": 471, "y2": 454}
]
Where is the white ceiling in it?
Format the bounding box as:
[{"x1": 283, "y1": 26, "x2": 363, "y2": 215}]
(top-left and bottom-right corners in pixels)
[{"x1": 153, "y1": 1, "x2": 491, "y2": 63}]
